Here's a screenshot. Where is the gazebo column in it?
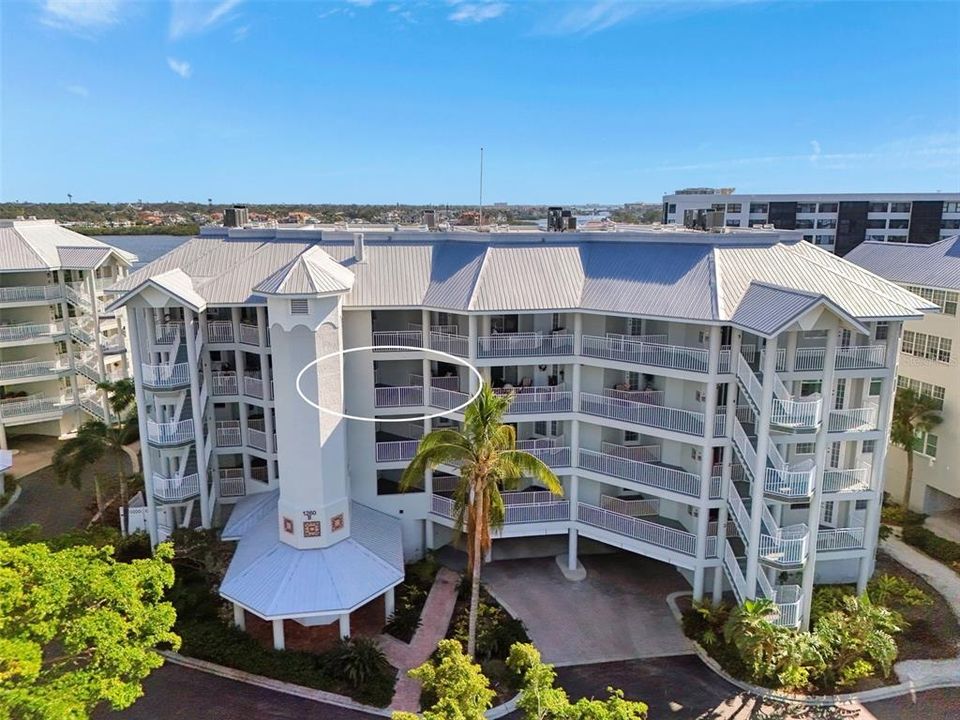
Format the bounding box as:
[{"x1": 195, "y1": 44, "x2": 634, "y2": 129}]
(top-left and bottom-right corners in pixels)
[
  {"x1": 233, "y1": 603, "x2": 245, "y2": 630},
  {"x1": 339, "y1": 614, "x2": 351, "y2": 639},
  {"x1": 385, "y1": 587, "x2": 396, "y2": 623},
  {"x1": 272, "y1": 619, "x2": 285, "y2": 650}
]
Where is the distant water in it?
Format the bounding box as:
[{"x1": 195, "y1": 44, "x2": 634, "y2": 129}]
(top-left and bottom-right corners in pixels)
[{"x1": 96, "y1": 234, "x2": 191, "y2": 269}]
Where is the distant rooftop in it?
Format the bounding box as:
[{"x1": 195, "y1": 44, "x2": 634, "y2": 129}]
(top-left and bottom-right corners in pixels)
[
  {"x1": 846, "y1": 235, "x2": 960, "y2": 291},
  {"x1": 0, "y1": 218, "x2": 137, "y2": 272}
]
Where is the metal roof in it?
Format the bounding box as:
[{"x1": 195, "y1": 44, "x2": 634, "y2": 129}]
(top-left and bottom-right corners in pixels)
[
  {"x1": 0, "y1": 220, "x2": 135, "y2": 272},
  {"x1": 105, "y1": 230, "x2": 932, "y2": 323},
  {"x1": 846, "y1": 235, "x2": 960, "y2": 291},
  {"x1": 219, "y1": 500, "x2": 403, "y2": 620}
]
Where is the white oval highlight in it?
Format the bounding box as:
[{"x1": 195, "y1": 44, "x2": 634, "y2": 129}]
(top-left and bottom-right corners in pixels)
[{"x1": 295, "y1": 344, "x2": 483, "y2": 423}]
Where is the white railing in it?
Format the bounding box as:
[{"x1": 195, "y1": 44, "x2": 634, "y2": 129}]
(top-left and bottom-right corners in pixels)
[
  {"x1": 579, "y1": 392, "x2": 709, "y2": 437},
  {"x1": 764, "y1": 443, "x2": 816, "y2": 499},
  {"x1": 141, "y1": 362, "x2": 190, "y2": 388},
  {"x1": 736, "y1": 353, "x2": 763, "y2": 407},
  {"x1": 759, "y1": 524, "x2": 809, "y2": 567},
  {"x1": 431, "y1": 493, "x2": 456, "y2": 518},
  {"x1": 99, "y1": 334, "x2": 126, "y2": 353},
  {"x1": 247, "y1": 425, "x2": 268, "y2": 451},
  {"x1": 218, "y1": 468, "x2": 247, "y2": 498},
  {"x1": 723, "y1": 541, "x2": 747, "y2": 603},
  {"x1": 376, "y1": 440, "x2": 420, "y2": 462},
  {"x1": 152, "y1": 473, "x2": 200, "y2": 502},
  {"x1": 207, "y1": 320, "x2": 235, "y2": 343},
  {"x1": 373, "y1": 330, "x2": 423, "y2": 350},
  {"x1": 602, "y1": 387, "x2": 664, "y2": 405},
  {"x1": 497, "y1": 388, "x2": 572, "y2": 414},
  {"x1": 606, "y1": 332, "x2": 668, "y2": 345},
  {"x1": 375, "y1": 385, "x2": 424, "y2": 408},
  {"x1": 817, "y1": 527, "x2": 866, "y2": 552},
  {"x1": 771, "y1": 395, "x2": 822, "y2": 430},
  {"x1": 429, "y1": 331, "x2": 470, "y2": 358},
  {"x1": 726, "y1": 481, "x2": 752, "y2": 539},
  {"x1": 155, "y1": 322, "x2": 183, "y2": 345},
  {"x1": 0, "y1": 321, "x2": 64, "y2": 342},
  {"x1": 0, "y1": 394, "x2": 64, "y2": 419},
  {"x1": 759, "y1": 347, "x2": 788, "y2": 372},
  {"x1": 773, "y1": 586, "x2": 803, "y2": 628},
  {"x1": 410, "y1": 374, "x2": 461, "y2": 391},
  {"x1": 243, "y1": 373, "x2": 266, "y2": 399},
  {"x1": 211, "y1": 371, "x2": 238, "y2": 396},
  {"x1": 430, "y1": 386, "x2": 470, "y2": 410},
  {"x1": 828, "y1": 405, "x2": 878, "y2": 432},
  {"x1": 793, "y1": 345, "x2": 887, "y2": 371},
  {"x1": 581, "y1": 335, "x2": 711, "y2": 373},
  {"x1": 64, "y1": 282, "x2": 90, "y2": 307},
  {"x1": 600, "y1": 442, "x2": 661, "y2": 463},
  {"x1": 238, "y1": 323, "x2": 260, "y2": 346},
  {"x1": 822, "y1": 465, "x2": 872, "y2": 494},
  {"x1": 579, "y1": 448, "x2": 701, "y2": 498},
  {"x1": 0, "y1": 358, "x2": 67, "y2": 380},
  {"x1": 525, "y1": 446, "x2": 572, "y2": 467},
  {"x1": 477, "y1": 332, "x2": 574, "y2": 358},
  {"x1": 0, "y1": 284, "x2": 62, "y2": 303},
  {"x1": 503, "y1": 500, "x2": 570, "y2": 524},
  {"x1": 516, "y1": 438, "x2": 558, "y2": 449},
  {"x1": 577, "y1": 502, "x2": 698, "y2": 556},
  {"x1": 731, "y1": 417, "x2": 757, "y2": 476},
  {"x1": 215, "y1": 420, "x2": 242, "y2": 447},
  {"x1": 600, "y1": 494, "x2": 660, "y2": 517},
  {"x1": 146, "y1": 418, "x2": 194, "y2": 445}
]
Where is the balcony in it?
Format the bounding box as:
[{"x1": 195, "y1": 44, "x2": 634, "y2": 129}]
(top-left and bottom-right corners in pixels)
[
  {"x1": 495, "y1": 387, "x2": 573, "y2": 414},
  {"x1": 155, "y1": 322, "x2": 184, "y2": 345},
  {"x1": 817, "y1": 527, "x2": 866, "y2": 552},
  {"x1": 375, "y1": 385, "x2": 424, "y2": 409},
  {"x1": 429, "y1": 386, "x2": 470, "y2": 411},
  {"x1": 793, "y1": 344, "x2": 887, "y2": 372},
  {"x1": 757, "y1": 571, "x2": 803, "y2": 629},
  {"x1": 579, "y1": 392, "x2": 724, "y2": 438},
  {"x1": 242, "y1": 372, "x2": 271, "y2": 400},
  {"x1": 736, "y1": 353, "x2": 821, "y2": 430},
  {"x1": 577, "y1": 502, "x2": 700, "y2": 557},
  {"x1": 218, "y1": 468, "x2": 247, "y2": 498},
  {"x1": 211, "y1": 371, "x2": 239, "y2": 396},
  {"x1": 0, "y1": 321, "x2": 65, "y2": 344},
  {"x1": 431, "y1": 491, "x2": 570, "y2": 525},
  {"x1": 581, "y1": 334, "x2": 726, "y2": 374},
  {"x1": 828, "y1": 405, "x2": 878, "y2": 433},
  {"x1": 247, "y1": 420, "x2": 270, "y2": 452},
  {"x1": 373, "y1": 330, "x2": 423, "y2": 351},
  {"x1": 238, "y1": 323, "x2": 261, "y2": 346},
  {"x1": 602, "y1": 387, "x2": 664, "y2": 405},
  {"x1": 822, "y1": 465, "x2": 872, "y2": 494},
  {"x1": 578, "y1": 448, "x2": 710, "y2": 499},
  {"x1": 0, "y1": 357, "x2": 69, "y2": 382},
  {"x1": 518, "y1": 442, "x2": 571, "y2": 468},
  {"x1": 429, "y1": 330, "x2": 470, "y2": 358},
  {"x1": 0, "y1": 394, "x2": 66, "y2": 422},
  {"x1": 0, "y1": 284, "x2": 61, "y2": 304},
  {"x1": 141, "y1": 362, "x2": 191, "y2": 390},
  {"x1": 477, "y1": 332, "x2": 574, "y2": 359},
  {"x1": 146, "y1": 418, "x2": 194, "y2": 446},
  {"x1": 152, "y1": 473, "x2": 200, "y2": 503},
  {"x1": 759, "y1": 512, "x2": 810, "y2": 569},
  {"x1": 763, "y1": 443, "x2": 816, "y2": 500},
  {"x1": 207, "y1": 320, "x2": 235, "y2": 343},
  {"x1": 215, "y1": 420, "x2": 242, "y2": 448}
]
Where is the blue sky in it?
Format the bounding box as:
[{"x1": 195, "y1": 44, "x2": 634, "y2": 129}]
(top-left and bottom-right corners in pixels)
[{"x1": 2, "y1": 0, "x2": 959, "y2": 204}]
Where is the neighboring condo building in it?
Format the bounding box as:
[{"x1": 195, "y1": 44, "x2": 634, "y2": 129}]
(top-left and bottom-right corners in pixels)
[
  {"x1": 106, "y1": 224, "x2": 931, "y2": 651},
  {"x1": 0, "y1": 220, "x2": 136, "y2": 447},
  {"x1": 847, "y1": 235, "x2": 960, "y2": 514},
  {"x1": 662, "y1": 190, "x2": 960, "y2": 256}
]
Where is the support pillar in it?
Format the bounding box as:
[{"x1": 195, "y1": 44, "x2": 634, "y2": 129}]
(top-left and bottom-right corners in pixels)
[
  {"x1": 567, "y1": 527, "x2": 578, "y2": 571},
  {"x1": 272, "y1": 619, "x2": 285, "y2": 650},
  {"x1": 233, "y1": 603, "x2": 245, "y2": 630},
  {"x1": 385, "y1": 587, "x2": 396, "y2": 622},
  {"x1": 339, "y1": 613, "x2": 350, "y2": 639},
  {"x1": 425, "y1": 518, "x2": 435, "y2": 550},
  {"x1": 128, "y1": 310, "x2": 159, "y2": 547}
]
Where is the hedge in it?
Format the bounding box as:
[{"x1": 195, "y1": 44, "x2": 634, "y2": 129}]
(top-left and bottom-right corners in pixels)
[{"x1": 901, "y1": 525, "x2": 960, "y2": 565}]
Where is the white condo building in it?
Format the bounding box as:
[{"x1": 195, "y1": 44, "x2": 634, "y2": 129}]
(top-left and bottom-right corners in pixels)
[
  {"x1": 848, "y1": 236, "x2": 960, "y2": 516},
  {"x1": 105, "y1": 224, "x2": 933, "y2": 650},
  {"x1": 662, "y1": 191, "x2": 960, "y2": 256},
  {"x1": 0, "y1": 220, "x2": 135, "y2": 446}
]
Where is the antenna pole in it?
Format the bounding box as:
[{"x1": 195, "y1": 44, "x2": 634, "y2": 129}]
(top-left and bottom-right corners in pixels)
[{"x1": 479, "y1": 146, "x2": 484, "y2": 227}]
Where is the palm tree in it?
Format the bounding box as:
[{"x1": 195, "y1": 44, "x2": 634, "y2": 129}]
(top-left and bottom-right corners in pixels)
[
  {"x1": 53, "y1": 379, "x2": 139, "y2": 523},
  {"x1": 400, "y1": 384, "x2": 562, "y2": 658},
  {"x1": 890, "y1": 388, "x2": 942, "y2": 509}
]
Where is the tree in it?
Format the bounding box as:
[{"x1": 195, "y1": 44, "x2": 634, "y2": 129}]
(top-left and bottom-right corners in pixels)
[
  {"x1": 401, "y1": 384, "x2": 561, "y2": 658},
  {"x1": 890, "y1": 388, "x2": 942, "y2": 509},
  {"x1": 0, "y1": 539, "x2": 179, "y2": 720},
  {"x1": 52, "y1": 379, "x2": 139, "y2": 522},
  {"x1": 508, "y1": 642, "x2": 648, "y2": 719},
  {"x1": 392, "y1": 639, "x2": 494, "y2": 720}
]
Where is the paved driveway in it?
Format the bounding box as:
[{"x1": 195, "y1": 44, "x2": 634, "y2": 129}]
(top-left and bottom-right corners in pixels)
[{"x1": 482, "y1": 552, "x2": 693, "y2": 665}]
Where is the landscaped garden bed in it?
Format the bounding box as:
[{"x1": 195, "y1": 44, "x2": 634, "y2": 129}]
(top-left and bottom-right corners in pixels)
[
  {"x1": 680, "y1": 550, "x2": 959, "y2": 695},
  {"x1": 384, "y1": 553, "x2": 441, "y2": 642}
]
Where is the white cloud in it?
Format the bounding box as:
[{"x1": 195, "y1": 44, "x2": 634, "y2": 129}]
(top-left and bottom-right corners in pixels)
[
  {"x1": 232, "y1": 24, "x2": 249, "y2": 41},
  {"x1": 166, "y1": 57, "x2": 192, "y2": 79},
  {"x1": 449, "y1": 2, "x2": 506, "y2": 23},
  {"x1": 65, "y1": 84, "x2": 90, "y2": 97},
  {"x1": 538, "y1": 0, "x2": 762, "y2": 36},
  {"x1": 39, "y1": 0, "x2": 122, "y2": 33},
  {"x1": 169, "y1": 0, "x2": 243, "y2": 40},
  {"x1": 345, "y1": 0, "x2": 375, "y2": 6},
  {"x1": 809, "y1": 139, "x2": 822, "y2": 164}
]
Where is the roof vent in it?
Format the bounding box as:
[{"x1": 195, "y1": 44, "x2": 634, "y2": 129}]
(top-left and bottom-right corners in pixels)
[
  {"x1": 353, "y1": 232, "x2": 365, "y2": 262},
  {"x1": 290, "y1": 298, "x2": 309, "y2": 315}
]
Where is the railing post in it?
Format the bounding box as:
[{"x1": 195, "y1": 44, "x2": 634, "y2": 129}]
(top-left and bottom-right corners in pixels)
[{"x1": 800, "y1": 324, "x2": 839, "y2": 629}]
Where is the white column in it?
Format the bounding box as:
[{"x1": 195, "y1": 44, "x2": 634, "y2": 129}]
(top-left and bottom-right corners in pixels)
[
  {"x1": 272, "y1": 619, "x2": 285, "y2": 650},
  {"x1": 744, "y1": 335, "x2": 779, "y2": 597},
  {"x1": 567, "y1": 528, "x2": 579, "y2": 571},
  {"x1": 339, "y1": 613, "x2": 350, "y2": 639},
  {"x1": 425, "y1": 518, "x2": 435, "y2": 550},
  {"x1": 713, "y1": 329, "x2": 741, "y2": 604},
  {"x1": 467, "y1": 315, "x2": 479, "y2": 391},
  {"x1": 567, "y1": 474, "x2": 579, "y2": 571},
  {"x1": 384, "y1": 587, "x2": 396, "y2": 622},
  {"x1": 128, "y1": 310, "x2": 159, "y2": 547},
  {"x1": 800, "y1": 325, "x2": 839, "y2": 628},
  {"x1": 573, "y1": 313, "x2": 583, "y2": 356},
  {"x1": 184, "y1": 308, "x2": 211, "y2": 528},
  {"x1": 233, "y1": 603, "x2": 246, "y2": 630}
]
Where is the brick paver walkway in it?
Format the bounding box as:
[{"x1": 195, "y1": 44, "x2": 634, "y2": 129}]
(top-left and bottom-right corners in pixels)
[{"x1": 380, "y1": 567, "x2": 460, "y2": 713}]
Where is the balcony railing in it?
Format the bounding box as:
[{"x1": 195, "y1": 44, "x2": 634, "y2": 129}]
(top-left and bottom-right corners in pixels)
[
  {"x1": 0, "y1": 394, "x2": 65, "y2": 420},
  {"x1": 817, "y1": 527, "x2": 866, "y2": 552},
  {"x1": 0, "y1": 358, "x2": 68, "y2": 381},
  {"x1": 141, "y1": 362, "x2": 190, "y2": 389},
  {"x1": 758, "y1": 572, "x2": 803, "y2": 628},
  {"x1": 218, "y1": 468, "x2": 247, "y2": 498},
  {"x1": 207, "y1": 320, "x2": 235, "y2": 343},
  {"x1": 524, "y1": 445, "x2": 571, "y2": 468},
  {"x1": 373, "y1": 330, "x2": 423, "y2": 350},
  {"x1": 828, "y1": 405, "x2": 878, "y2": 433},
  {"x1": 579, "y1": 392, "x2": 719, "y2": 437},
  {"x1": 429, "y1": 331, "x2": 470, "y2": 358},
  {"x1": 822, "y1": 465, "x2": 872, "y2": 494},
  {"x1": 211, "y1": 371, "x2": 238, "y2": 396},
  {"x1": 477, "y1": 332, "x2": 574, "y2": 358},
  {"x1": 764, "y1": 442, "x2": 816, "y2": 500},
  {"x1": 0, "y1": 321, "x2": 64, "y2": 343},
  {"x1": 152, "y1": 473, "x2": 200, "y2": 502},
  {"x1": 375, "y1": 385, "x2": 424, "y2": 408},
  {"x1": 410, "y1": 374, "x2": 461, "y2": 391},
  {"x1": 578, "y1": 502, "x2": 698, "y2": 556},
  {"x1": 579, "y1": 448, "x2": 704, "y2": 498},
  {"x1": 602, "y1": 387, "x2": 664, "y2": 405},
  {"x1": 581, "y1": 335, "x2": 715, "y2": 374},
  {"x1": 431, "y1": 492, "x2": 570, "y2": 525},
  {"x1": 155, "y1": 322, "x2": 183, "y2": 345},
  {"x1": 0, "y1": 284, "x2": 62, "y2": 303},
  {"x1": 759, "y1": 524, "x2": 809, "y2": 568},
  {"x1": 243, "y1": 373, "x2": 269, "y2": 400},
  {"x1": 146, "y1": 418, "x2": 194, "y2": 445},
  {"x1": 238, "y1": 323, "x2": 260, "y2": 346},
  {"x1": 794, "y1": 345, "x2": 887, "y2": 371},
  {"x1": 215, "y1": 421, "x2": 242, "y2": 447},
  {"x1": 600, "y1": 441, "x2": 661, "y2": 463},
  {"x1": 376, "y1": 439, "x2": 421, "y2": 462},
  {"x1": 247, "y1": 421, "x2": 269, "y2": 452},
  {"x1": 600, "y1": 494, "x2": 659, "y2": 517},
  {"x1": 496, "y1": 388, "x2": 572, "y2": 414},
  {"x1": 429, "y1": 386, "x2": 470, "y2": 410}
]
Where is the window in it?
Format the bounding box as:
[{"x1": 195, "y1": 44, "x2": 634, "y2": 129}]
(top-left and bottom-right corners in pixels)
[
  {"x1": 668, "y1": 203, "x2": 676, "y2": 214},
  {"x1": 803, "y1": 235, "x2": 814, "y2": 243},
  {"x1": 749, "y1": 203, "x2": 768, "y2": 214},
  {"x1": 726, "y1": 203, "x2": 742, "y2": 213},
  {"x1": 289, "y1": 299, "x2": 309, "y2": 315},
  {"x1": 902, "y1": 330, "x2": 952, "y2": 363},
  {"x1": 944, "y1": 201, "x2": 960, "y2": 213},
  {"x1": 855, "y1": 499, "x2": 869, "y2": 511},
  {"x1": 889, "y1": 219, "x2": 910, "y2": 229},
  {"x1": 815, "y1": 235, "x2": 834, "y2": 245},
  {"x1": 942, "y1": 219, "x2": 960, "y2": 230},
  {"x1": 816, "y1": 218, "x2": 837, "y2": 229},
  {"x1": 868, "y1": 202, "x2": 889, "y2": 213},
  {"x1": 797, "y1": 202, "x2": 817, "y2": 214},
  {"x1": 624, "y1": 430, "x2": 639, "y2": 442},
  {"x1": 905, "y1": 286, "x2": 958, "y2": 316},
  {"x1": 725, "y1": 219, "x2": 741, "y2": 227},
  {"x1": 822, "y1": 501, "x2": 835, "y2": 525},
  {"x1": 862, "y1": 440, "x2": 876, "y2": 454},
  {"x1": 790, "y1": 502, "x2": 810, "y2": 510},
  {"x1": 897, "y1": 376, "x2": 946, "y2": 410},
  {"x1": 890, "y1": 202, "x2": 911, "y2": 213},
  {"x1": 818, "y1": 202, "x2": 839, "y2": 213},
  {"x1": 917, "y1": 431, "x2": 938, "y2": 458},
  {"x1": 869, "y1": 378, "x2": 882, "y2": 396},
  {"x1": 834, "y1": 378, "x2": 846, "y2": 410},
  {"x1": 795, "y1": 443, "x2": 815, "y2": 455},
  {"x1": 866, "y1": 219, "x2": 887, "y2": 229},
  {"x1": 875, "y1": 322, "x2": 889, "y2": 341},
  {"x1": 712, "y1": 203, "x2": 726, "y2": 211},
  {"x1": 887, "y1": 234, "x2": 908, "y2": 243},
  {"x1": 795, "y1": 219, "x2": 814, "y2": 229},
  {"x1": 868, "y1": 234, "x2": 886, "y2": 242},
  {"x1": 800, "y1": 380, "x2": 822, "y2": 396}
]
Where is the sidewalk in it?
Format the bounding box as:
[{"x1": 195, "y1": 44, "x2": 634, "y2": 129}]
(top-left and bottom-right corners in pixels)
[
  {"x1": 379, "y1": 567, "x2": 460, "y2": 713},
  {"x1": 881, "y1": 536, "x2": 960, "y2": 687}
]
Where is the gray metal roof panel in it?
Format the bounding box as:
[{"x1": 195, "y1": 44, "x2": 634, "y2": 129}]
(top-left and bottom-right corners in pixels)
[
  {"x1": 731, "y1": 283, "x2": 823, "y2": 336},
  {"x1": 470, "y1": 245, "x2": 585, "y2": 311},
  {"x1": 57, "y1": 247, "x2": 112, "y2": 269},
  {"x1": 845, "y1": 236, "x2": 960, "y2": 291},
  {"x1": 421, "y1": 242, "x2": 487, "y2": 309},
  {"x1": 0, "y1": 228, "x2": 47, "y2": 270}
]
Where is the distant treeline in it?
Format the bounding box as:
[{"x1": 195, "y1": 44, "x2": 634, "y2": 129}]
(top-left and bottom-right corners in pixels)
[{"x1": 72, "y1": 224, "x2": 200, "y2": 237}]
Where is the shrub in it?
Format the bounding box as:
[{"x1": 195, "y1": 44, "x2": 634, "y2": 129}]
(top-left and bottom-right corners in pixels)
[
  {"x1": 385, "y1": 584, "x2": 426, "y2": 642},
  {"x1": 902, "y1": 525, "x2": 960, "y2": 564},
  {"x1": 322, "y1": 636, "x2": 391, "y2": 687},
  {"x1": 868, "y1": 573, "x2": 933, "y2": 609},
  {"x1": 880, "y1": 503, "x2": 926, "y2": 527},
  {"x1": 810, "y1": 585, "x2": 855, "y2": 624},
  {"x1": 453, "y1": 602, "x2": 529, "y2": 662}
]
